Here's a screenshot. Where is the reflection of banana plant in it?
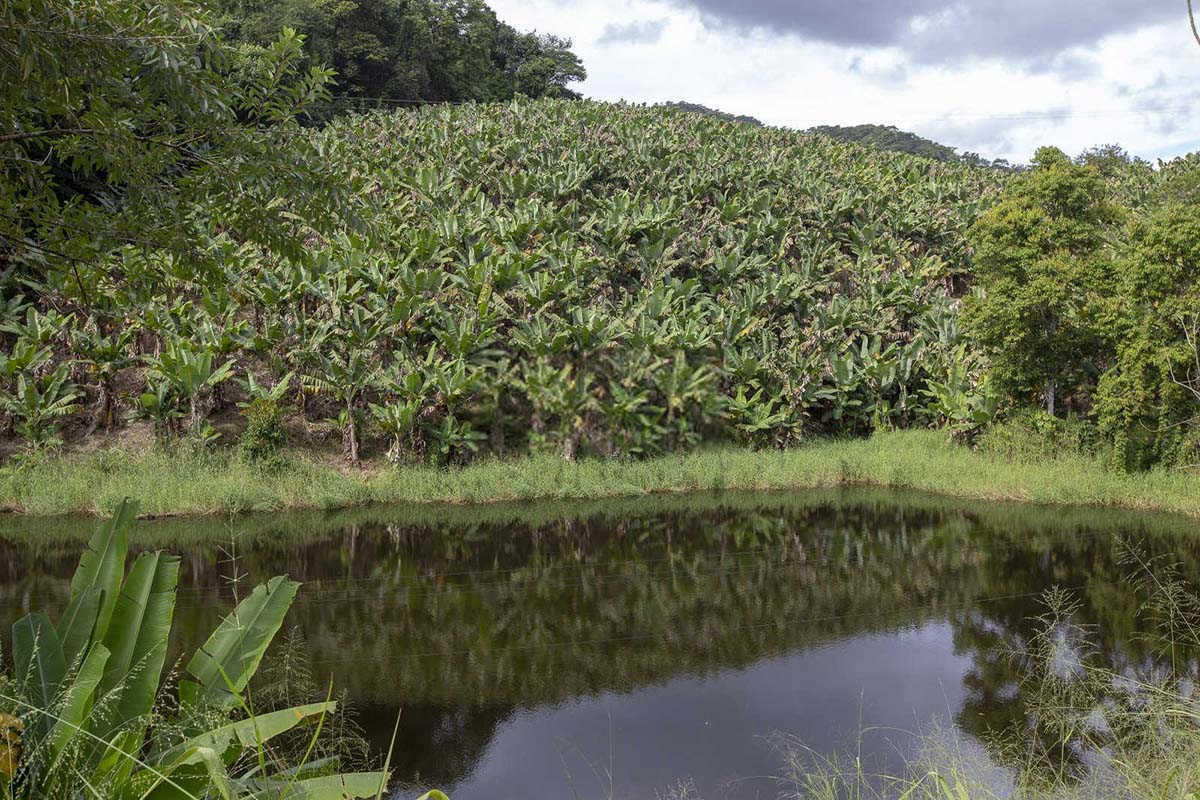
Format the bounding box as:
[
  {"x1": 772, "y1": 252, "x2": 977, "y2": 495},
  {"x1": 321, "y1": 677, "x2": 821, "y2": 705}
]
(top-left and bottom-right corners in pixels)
[{"x1": 0, "y1": 366, "x2": 79, "y2": 449}]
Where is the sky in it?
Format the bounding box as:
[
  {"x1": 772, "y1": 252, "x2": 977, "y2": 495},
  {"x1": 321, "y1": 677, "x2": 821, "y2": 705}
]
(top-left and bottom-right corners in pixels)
[{"x1": 488, "y1": 0, "x2": 1200, "y2": 164}]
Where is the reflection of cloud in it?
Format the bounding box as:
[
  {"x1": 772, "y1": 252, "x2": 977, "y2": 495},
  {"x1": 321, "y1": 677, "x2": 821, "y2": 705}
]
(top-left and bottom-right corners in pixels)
[
  {"x1": 668, "y1": 0, "x2": 1174, "y2": 71},
  {"x1": 597, "y1": 18, "x2": 668, "y2": 45}
]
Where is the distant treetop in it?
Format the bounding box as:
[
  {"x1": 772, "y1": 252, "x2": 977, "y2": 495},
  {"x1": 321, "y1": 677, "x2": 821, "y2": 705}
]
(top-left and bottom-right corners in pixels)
[
  {"x1": 217, "y1": 0, "x2": 586, "y2": 109},
  {"x1": 660, "y1": 102, "x2": 765, "y2": 127}
]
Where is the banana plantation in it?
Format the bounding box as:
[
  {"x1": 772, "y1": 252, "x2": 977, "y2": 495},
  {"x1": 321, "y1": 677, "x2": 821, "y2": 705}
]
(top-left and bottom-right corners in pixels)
[{"x1": 1, "y1": 99, "x2": 1012, "y2": 463}]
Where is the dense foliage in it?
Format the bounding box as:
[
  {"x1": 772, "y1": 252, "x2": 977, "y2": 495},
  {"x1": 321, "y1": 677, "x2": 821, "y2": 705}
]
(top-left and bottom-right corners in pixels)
[
  {"x1": 1, "y1": 0, "x2": 1196, "y2": 475},
  {"x1": 965, "y1": 147, "x2": 1200, "y2": 469},
  {"x1": 217, "y1": 0, "x2": 585, "y2": 107},
  {"x1": 0, "y1": 0, "x2": 360, "y2": 304},
  {"x1": 2, "y1": 98, "x2": 1009, "y2": 462}
]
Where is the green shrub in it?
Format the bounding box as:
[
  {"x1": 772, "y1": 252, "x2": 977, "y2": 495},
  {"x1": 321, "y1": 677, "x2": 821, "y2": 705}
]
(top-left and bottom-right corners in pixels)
[
  {"x1": 239, "y1": 396, "x2": 288, "y2": 467},
  {"x1": 976, "y1": 409, "x2": 1097, "y2": 463}
]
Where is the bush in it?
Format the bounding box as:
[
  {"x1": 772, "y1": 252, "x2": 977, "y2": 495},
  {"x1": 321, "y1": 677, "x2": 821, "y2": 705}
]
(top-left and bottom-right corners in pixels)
[
  {"x1": 239, "y1": 396, "x2": 287, "y2": 467},
  {"x1": 976, "y1": 409, "x2": 1098, "y2": 463}
]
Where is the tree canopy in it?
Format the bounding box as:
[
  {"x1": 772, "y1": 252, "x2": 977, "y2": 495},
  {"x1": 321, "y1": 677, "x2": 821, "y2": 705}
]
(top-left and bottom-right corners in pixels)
[
  {"x1": 216, "y1": 0, "x2": 586, "y2": 107},
  {"x1": 0, "y1": 0, "x2": 348, "y2": 296}
]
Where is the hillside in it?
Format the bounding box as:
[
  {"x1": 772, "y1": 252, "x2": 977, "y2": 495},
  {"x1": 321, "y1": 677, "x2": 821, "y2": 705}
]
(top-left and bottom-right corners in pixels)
[
  {"x1": 659, "y1": 101, "x2": 764, "y2": 126},
  {"x1": 651, "y1": 111, "x2": 979, "y2": 166},
  {"x1": 808, "y1": 123, "x2": 961, "y2": 162},
  {"x1": 5, "y1": 99, "x2": 1009, "y2": 463}
]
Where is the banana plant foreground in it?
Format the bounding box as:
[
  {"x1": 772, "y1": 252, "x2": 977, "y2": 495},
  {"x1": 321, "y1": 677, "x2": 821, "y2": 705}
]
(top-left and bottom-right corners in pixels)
[{"x1": 0, "y1": 500, "x2": 446, "y2": 800}]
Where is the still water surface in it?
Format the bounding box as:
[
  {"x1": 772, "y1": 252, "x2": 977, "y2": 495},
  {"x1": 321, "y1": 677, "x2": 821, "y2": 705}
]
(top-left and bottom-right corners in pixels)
[{"x1": 3, "y1": 489, "x2": 1197, "y2": 799}]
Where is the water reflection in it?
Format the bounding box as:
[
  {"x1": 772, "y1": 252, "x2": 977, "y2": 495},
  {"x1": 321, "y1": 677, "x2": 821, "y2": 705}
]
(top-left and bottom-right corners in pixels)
[{"x1": 2, "y1": 489, "x2": 1198, "y2": 799}]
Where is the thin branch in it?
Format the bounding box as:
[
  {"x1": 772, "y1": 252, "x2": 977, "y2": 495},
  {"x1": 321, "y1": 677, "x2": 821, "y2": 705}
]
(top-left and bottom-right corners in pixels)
[
  {"x1": 0, "y1": 231, "x2": 91, "y2": 304},
  {"x1": 0, "y1": 127, "x2": 95, "y2": 143},
  {"x1": 1192, "y1": 0, "x2": 1200, "y2": 47},
  {"x1": 0, "y1": 21, "x2": 206, "y2": 43}
]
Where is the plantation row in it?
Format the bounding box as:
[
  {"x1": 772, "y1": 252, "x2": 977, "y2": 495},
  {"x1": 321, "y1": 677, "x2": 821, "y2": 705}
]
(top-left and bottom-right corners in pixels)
[
  {"x1": 3, "y1": 100, "x2": 1015, "y2": 463},
  {"x1": 7, "y1": 101, "x2": 1197, "y2": 468}
]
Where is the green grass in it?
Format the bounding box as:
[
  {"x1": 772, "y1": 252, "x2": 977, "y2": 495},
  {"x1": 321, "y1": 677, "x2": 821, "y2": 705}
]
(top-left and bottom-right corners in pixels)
[{"x1": 1, "y1": 429, "x2": 1198, "y2": 519}]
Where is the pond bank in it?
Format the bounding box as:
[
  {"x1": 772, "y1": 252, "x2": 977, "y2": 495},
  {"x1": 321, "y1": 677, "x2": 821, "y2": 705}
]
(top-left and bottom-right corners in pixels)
[{"x1": 1, "y1": 429, "x2": 1198, "y2": 519}]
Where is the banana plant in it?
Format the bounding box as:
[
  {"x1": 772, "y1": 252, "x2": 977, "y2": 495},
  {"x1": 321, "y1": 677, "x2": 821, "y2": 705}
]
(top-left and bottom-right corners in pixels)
[
  {"x1": 141, "y1": 340, "x2": 236, "y2": 439},
  {"x1": 72, "y1": 323, "x2": 137, "y2": 435},
  {"x1": 2, "y1": 500, "x2": 389, "y2": 800},
  {"x1": 727, "y1": 386, "x2": 789, "y2": 447},
  {"x1": 369, "y1": 398, "x2": 421, "y2": 463},
  {"x1": 0, "y1": 365, "x2": 80, "y2": 450},
  {"x1": 301, "y1": 333, "x2": 378, "y2": 462}
]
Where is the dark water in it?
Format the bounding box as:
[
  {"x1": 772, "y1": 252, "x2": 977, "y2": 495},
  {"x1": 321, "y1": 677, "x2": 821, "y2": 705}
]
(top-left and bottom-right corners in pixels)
[{"x1": 3, "y1": 489, "x2": 1199, "y2": 799}]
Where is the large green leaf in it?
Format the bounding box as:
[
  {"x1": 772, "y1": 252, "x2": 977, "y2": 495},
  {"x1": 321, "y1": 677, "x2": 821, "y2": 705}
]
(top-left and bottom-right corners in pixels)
[
  {"x1": 56, "y1": 586, "x2": 101, "y2": 670},
  {"x1": 98, "y1": 551, "x2": 180, "y2": 732},
  {"x1": 47, "y1": 642, "x2": 110, "y2": 762},
  {"x1": 138, "y1": 747, "x2": 234, "y2": 800},
  {"x1": 12, "y1": 612, "x2": 66, "y2": 739},
  {"x1": 156, "y1": 702, "x2": 337, "y2": 767},
  {"x1": 59, "y1": 499, "x2": 135, "y2": 659},
  {"x1": 184, "y1": 575, "x2": 300, "y2": 709},
  {"x1": 249, "y1": 771, "x2": 389, "y2": 799}
]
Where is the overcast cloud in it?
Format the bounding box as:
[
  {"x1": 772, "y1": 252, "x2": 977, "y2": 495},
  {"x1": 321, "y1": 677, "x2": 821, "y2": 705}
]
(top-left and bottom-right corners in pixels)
[
  {"x1": 672, "y1": 1, "x2": 1178, "y2": 67},
  {"x1": 488, "y1": 0, "x2": 1200, "y2": 163},
  {"x1": 597, "y1": 18, "x2": 669, "y2": 45}
]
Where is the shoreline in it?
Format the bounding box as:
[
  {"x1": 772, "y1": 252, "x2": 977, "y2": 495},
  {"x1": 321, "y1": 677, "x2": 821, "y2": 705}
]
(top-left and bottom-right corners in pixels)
[{"x1": 2, "y1": 429, "x2": 1198, "y2": 521}]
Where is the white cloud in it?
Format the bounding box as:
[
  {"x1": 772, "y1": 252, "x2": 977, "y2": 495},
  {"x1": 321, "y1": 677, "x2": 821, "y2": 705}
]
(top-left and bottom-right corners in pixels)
[{"x1": 491, "y1": 0, "x2": 1200, "y2": 163}]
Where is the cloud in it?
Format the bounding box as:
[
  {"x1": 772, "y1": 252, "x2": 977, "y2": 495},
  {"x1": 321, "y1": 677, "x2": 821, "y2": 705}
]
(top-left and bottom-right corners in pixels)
[
  {"x1": 597, "y1": 17, "x2": 669, "y2": 45},
  {"x1": 670, "y1": 1, "x2": 1176, "y2": 68}
]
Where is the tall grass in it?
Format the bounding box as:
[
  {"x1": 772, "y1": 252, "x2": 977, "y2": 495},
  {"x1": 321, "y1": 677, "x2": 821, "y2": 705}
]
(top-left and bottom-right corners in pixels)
[{"x1": 1, "y1": 430, "x2": 1198, "y2": 519}]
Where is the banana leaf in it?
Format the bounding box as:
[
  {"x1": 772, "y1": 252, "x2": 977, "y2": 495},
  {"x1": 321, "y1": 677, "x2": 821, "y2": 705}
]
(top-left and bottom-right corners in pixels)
[
  {"x1": 156, "y1": 702, "x2": 337, "y2": 767},
  {"x1": 47, "y1": 642, "x2": 109, "y2": 762},
  {"x1": 183, "y1": 575, "x2": 300, "y2": 709},
  {"x1": 58, "y1": 499, "x2": 135, "y2": 662},
  {"x1": 247, "y1": 771, "x2": 389, "y2": 799},
  {"x1": 98, "y1": 551, "x2": 180, "y2": 731},
  {"x1": 11, "y1": 612, "x2": 66, "y2": 740}
]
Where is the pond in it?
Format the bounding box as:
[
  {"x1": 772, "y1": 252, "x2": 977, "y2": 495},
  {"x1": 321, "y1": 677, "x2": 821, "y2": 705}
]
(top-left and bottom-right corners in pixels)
[{"x1": 3, "y1": 489, "x2": 1199, "y2": 799}]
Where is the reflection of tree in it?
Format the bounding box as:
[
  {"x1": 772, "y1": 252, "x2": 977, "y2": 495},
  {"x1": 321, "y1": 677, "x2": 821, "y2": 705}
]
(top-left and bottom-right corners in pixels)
[
  {"x1": 356, "y1": 703, "x2": 511, "y2": 790},
  {"x1": 948, "y1": 529, "x2": 1200, "y2": 786},
  {"x1": 6, "y1": 492, "x2": 1200, "y2": 788}
]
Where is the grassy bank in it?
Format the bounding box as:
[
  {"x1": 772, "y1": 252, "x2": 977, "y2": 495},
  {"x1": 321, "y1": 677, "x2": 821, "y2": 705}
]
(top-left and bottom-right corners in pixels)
[{"x1": 2, "y1": 429, "x2": 1198, "y2": 519}]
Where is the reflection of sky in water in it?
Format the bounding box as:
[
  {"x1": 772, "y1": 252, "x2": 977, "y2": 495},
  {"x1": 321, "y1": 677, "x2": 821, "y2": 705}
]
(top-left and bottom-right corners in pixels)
[{"x1": 417, "y1": 623, "x2": 974, "y2": 800}]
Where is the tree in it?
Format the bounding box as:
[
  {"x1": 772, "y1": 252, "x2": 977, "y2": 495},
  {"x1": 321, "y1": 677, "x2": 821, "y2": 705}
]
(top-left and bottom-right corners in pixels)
[
  {"x1": 1095, "y1": 202, "x2": 1200, "y2": 469},
  {"x1": 963, "y1": 147, "x2": 1119, "y2": 417},
  {"x1": 0, "y1": 0, "x2": 337, "y2": 299},
  {"x1": 216, "y1": 0, "x2": 586, "y2": 106}
]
